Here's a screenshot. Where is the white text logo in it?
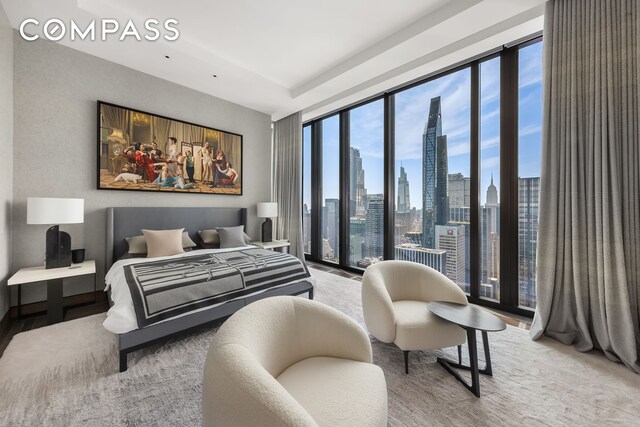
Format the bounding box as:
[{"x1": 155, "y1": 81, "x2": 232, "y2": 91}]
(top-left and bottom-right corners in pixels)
[{"x1": 19, "y1": 18, "x2": 180, "y2": 42}]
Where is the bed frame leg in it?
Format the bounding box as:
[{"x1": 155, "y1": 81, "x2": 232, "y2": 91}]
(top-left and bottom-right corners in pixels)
[
  {"x1": 119, "y1": 351, "x2": 128, "y2": 372},
  {"x1": 309, "y1": 288, "x2": 314, "y2": 300}
]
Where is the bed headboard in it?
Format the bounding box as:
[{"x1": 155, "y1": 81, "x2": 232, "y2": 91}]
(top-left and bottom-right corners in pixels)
[{"x1": 106, "y1": 207, "x2": 247, "y2": 270}]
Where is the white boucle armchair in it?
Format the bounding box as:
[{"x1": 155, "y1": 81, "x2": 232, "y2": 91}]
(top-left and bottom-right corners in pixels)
[
  {"x1": 202, "y1": 296, "x2": 388, "y2": 427},
  {"x1": 362, "y1": 260, "x2": 468, "y2": 374}
]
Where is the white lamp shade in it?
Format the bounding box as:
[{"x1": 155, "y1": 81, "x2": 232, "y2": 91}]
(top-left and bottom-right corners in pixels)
[
  {"x1": 257, "y1": 202, "x2": 278, "y2": 218},
  {"x1": 27, "y1": 198, "x2": 84, "y2": 225}
]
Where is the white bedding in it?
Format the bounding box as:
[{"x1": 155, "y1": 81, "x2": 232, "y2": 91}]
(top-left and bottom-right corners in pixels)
[{"x1": 103, "y1": 246, "x2": 314, "y2": 334}]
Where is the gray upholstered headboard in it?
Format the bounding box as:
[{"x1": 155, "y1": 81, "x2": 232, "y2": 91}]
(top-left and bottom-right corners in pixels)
[{"x1": 106, "y1": 207, "x2": 247, "y2": 270}]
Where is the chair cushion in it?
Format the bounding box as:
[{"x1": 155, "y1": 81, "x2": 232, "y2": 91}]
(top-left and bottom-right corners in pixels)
[
  {"x1": 276, "y1": 356, "x2": 387, "y2": 427},
  {"x1": 392, "y1": 300, "x2": 466, "y2": 351}
]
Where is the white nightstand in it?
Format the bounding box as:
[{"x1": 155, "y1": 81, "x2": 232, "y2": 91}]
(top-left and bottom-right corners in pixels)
[
  {"x1": 252, "y1": 240, "x2": 291, "y2": 253},
  {"x1": 8, "y1": 260, "x2": 97, "y2": 325}
]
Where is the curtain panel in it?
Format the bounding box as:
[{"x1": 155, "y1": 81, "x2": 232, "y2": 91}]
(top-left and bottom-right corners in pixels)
[
  {"x1": 531, "y1": 0, "x2": 640, "y2": 373},
  {"x1": 272, "y1": 112, "x2": 304, "y2": 260}
]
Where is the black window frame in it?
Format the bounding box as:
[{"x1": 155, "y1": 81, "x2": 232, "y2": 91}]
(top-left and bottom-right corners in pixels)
[{"x1": 303, "y1": 34, "x2": 542, "y2": 317}]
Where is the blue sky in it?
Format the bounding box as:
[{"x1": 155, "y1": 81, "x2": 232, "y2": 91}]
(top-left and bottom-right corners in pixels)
[{"x1": 303, "y1": 41, "x2": 543, "y2": 209}]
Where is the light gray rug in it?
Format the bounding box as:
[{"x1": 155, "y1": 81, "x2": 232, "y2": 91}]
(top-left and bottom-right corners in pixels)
[{"x1": 1, "y1": 268, "x2": 639, "y2": 426}]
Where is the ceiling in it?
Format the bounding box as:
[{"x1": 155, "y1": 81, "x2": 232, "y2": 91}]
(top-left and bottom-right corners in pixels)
[{"x1": 1, "y1": 0, "x2": 545, "y2": 121}]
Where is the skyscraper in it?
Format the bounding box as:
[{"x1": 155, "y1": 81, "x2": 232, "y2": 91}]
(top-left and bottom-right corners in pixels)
[
  {"x1": 448, "y1": 172, "x2": 471, "y2": 286},
  {"x1": 422, "y1": 96, "x2": 448, "y2": 248},
  {"x1": 482, "y1": 175, "x2": 500, "y2": 291},
  {"x1": 486, "y1": 173, "x2": 498, "y2": 205},
  {"x1": 349, "y1": 217, "x2": 366, "y2": 262},
  {"x1": 303, "y1": 203, "x2": 311, "y2": 253},
  {"x1": 448, "y1": 173, "x2": 471, "y2": 208},
  {"x1": 397, "y1": 165, "x2": 410, "y2": 213},
  {"x1": 350, "y1": 147, "x2": 367, "y2": 217},
  {"x1": 395, "y1": 244, "x2": 446, "y2": 274},
  {"x1": 518, "y1": 177, "x2": 540, "y2": 308},
  {"x1": 436, "y1": 224, "x2": 467, "y2": 292},
  {"x1": 364, "y1": 194, "x2": 384, "y2": 258},
  {"x1": 323, "y1": 198, "x2": 339, "y2": 261}
]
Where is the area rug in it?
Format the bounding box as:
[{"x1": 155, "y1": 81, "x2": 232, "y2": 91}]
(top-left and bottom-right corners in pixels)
[{"x1": 1, "y1": 268, "x2": 639, "y2": 426}]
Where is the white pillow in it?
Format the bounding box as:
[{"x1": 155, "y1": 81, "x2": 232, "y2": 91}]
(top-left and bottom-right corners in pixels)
[
  {"x1": 126, "y1": 231, "x2": 196, "y2": 254},
  {"x1": 142, "y1": 229, "x2": 185, "y2": 258}
]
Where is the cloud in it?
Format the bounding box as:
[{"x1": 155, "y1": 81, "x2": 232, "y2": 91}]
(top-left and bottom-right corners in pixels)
[
  {"x1": 394, "y1": 69, "x2": 473, "y2": 162},
  {"x1": 519, "y1": 43, "x2": 543, "y2": 89},
  {"x1": 519, "y1": 124, "x2": 541, "y2": 138},
  {"x1": 349, "y1": 100, "x2": 385, "y2": 158},
  {"x1": 481, "y1": 108, "x2": 500, "y2": 122},
  {"x1": 448, "y1": 141, "x2": 470, "y2": 157},
  {"x1": 481, "y1": 155, "x2": 500, "y2": 169},
  {"x1": 481, "y1": 136, "x2": 500, "y2": 150}
]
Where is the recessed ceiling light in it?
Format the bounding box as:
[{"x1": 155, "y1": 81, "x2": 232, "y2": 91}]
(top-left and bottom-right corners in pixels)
[{"x1": 165, "y1": 55, "x2": 170, "y2": 59}]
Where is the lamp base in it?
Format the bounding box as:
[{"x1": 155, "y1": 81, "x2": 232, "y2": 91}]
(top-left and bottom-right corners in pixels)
[
  {"x1": 46, "y1": 225, "x2": 72, "y2": 269},
  {"x1": 261, "y1": 218, "x2": 273, "y2": 243}
]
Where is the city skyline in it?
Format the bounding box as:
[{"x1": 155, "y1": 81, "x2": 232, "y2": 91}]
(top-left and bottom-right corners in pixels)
[
  {"x1": 302, "y1": 42, "x2": 543, "y2": 210},
  {"x1": 302, "y1": 41, "x2": 543, "y2": 307}
]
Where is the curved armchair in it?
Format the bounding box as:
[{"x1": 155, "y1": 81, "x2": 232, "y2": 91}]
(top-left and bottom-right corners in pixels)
[
  {"x1": 362, "y1": 260, "x2": 468, "y2": 374},
  {"x1": 202, "y1": 296, "x2": 388, "y2": 427}
]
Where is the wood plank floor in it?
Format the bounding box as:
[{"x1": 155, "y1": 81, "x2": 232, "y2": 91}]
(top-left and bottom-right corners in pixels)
[{"x1": 0, "y1": 294, "x2": 109, "y2": 358}]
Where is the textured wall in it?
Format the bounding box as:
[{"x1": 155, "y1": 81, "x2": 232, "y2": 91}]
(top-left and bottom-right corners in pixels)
[
  {"x1": 12, "y1": 34, "x2": 272, "y2": 305},
  {"x1": 0, "y1": 6, "x2": 13, "y2": 319}
]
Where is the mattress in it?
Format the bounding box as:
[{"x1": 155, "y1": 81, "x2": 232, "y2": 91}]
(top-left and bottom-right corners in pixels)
[{"x1": 104, "y1": 246, "x2": 314, "y2": 334}]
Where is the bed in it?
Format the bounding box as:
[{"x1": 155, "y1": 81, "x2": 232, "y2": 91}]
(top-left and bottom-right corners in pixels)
[{"x1": 105, "y1": 207, "x2": 314, "y2": 372}]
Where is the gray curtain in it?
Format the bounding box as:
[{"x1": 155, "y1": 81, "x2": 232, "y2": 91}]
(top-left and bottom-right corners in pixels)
[
  {"x1": 272, "y1": 112, "x2": 304, "y2": 260},
  {"x1": 530, "y1": 0, "x2": 640, "y2": 373}
]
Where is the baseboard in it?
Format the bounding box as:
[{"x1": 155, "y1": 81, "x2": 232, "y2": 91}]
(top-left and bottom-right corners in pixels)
[{"x1": 8, "y1": 291, "x2": 107, "y2": 319}]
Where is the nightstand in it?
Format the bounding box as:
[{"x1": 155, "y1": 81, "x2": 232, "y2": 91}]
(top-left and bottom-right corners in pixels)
[
  {"x1": 252, "y1": 240, "x2": 291, "y2": 253},
  {"x1": 7, "y1": 260, "x2": 97, "y2": 325}
]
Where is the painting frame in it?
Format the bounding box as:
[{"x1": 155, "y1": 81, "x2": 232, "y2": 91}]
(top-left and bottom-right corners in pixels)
[{"x1": 96, "y1": 100, "x2": 243, "y2": 196}]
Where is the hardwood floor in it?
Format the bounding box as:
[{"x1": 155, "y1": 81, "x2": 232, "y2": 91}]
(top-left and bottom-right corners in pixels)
[{"x1": 0, "y1": 292, "x2": 109, "y2": 358}]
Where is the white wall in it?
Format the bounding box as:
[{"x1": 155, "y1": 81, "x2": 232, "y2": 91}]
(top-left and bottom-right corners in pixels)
[
  {"x1": 0, "y1": 5, "x2": 13, "y2": 319},
  {"x1": 12, "y1": 34, "x2": 272, "y2": 305}
]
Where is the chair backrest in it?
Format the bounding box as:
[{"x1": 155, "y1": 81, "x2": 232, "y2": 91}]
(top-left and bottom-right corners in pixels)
[
  {"x1": 202, "y1": 296, "x2": 372, "y2": 427},
  {"x1": 366, "y1": 260, "x2": 467, "y2": 304},
  {"x1": 209, "y1": 296, "x2": 370, "y2": 377}
]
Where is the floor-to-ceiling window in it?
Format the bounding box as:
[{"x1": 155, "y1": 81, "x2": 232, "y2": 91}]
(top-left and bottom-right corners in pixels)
[
  {"x1": 302, "y1": 125, "x2": 312, "y2": 254},
  {"x1": 303, "y1": 35, "x2": 542, "y2": 317},
  {"x1": 517, "y1": 40, "x2": 543, "y2": 309},
  {"x1": 320, "y1": 115, "x2": 340, "y2": 263},
  {"x1": 394, "y1": 69, "x2": 471, "y2": 293},
  {"x1": 347, "y1": 99, "x2": 385, "y2": 268},
  {"x1": 479, "y1": 57, "x2": 501, "y2": 301}
]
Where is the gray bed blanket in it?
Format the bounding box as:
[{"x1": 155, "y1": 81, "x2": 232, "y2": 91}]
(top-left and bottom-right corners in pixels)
[{"x1": 123, "y1": 248, "x2": 311, "y2": 328}]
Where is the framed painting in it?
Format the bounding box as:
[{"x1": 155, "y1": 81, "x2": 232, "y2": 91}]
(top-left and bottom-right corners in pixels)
[{"x1": 97, "y1": 101, "x2": 243, "y2": 195}]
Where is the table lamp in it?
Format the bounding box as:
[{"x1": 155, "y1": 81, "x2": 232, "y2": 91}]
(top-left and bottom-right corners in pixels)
[
  {"x1": 27, "y1": 197, "x2": 84, "y2": 269},
  {"x1": 257, "y1": 202, "x2": 278, "y2": 243}
]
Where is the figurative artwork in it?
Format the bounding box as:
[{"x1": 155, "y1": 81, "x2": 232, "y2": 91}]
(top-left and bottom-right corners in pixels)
[{"x1": 97, "y1": 101, "x2": 242, "y2": 195}]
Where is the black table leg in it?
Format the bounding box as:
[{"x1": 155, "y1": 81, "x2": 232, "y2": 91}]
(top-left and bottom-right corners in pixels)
[
  {"x1": 467, "y1": 329, "x2": 480, "y2": 397},
  {"x1": 437, "y1": 328, "x2": 493, "y2": 397},
  {"x1": 47, "y1": 279, "x2": 64, "y2": 325},
  {"x1": 482, "y1": 330, "x2": 493, "y2": 376}
]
